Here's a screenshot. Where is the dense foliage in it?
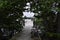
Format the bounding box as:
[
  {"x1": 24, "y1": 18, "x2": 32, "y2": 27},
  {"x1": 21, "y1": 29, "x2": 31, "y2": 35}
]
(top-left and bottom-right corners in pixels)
[
  {"x1": 30, "y1": 0, "x2": 60, "y2": 40},
  {"x1": 0, "y1": 0, "x2": 60, "y2": 40},
  {"x1": 0, "y1": 0, "x2": 27, "y2": 40}
]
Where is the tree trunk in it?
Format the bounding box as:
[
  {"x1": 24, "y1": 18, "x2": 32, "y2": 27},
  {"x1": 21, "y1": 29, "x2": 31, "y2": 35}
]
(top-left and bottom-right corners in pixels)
[{"x1": 56, "y1": 12, "x2": 60, "y2": 33}]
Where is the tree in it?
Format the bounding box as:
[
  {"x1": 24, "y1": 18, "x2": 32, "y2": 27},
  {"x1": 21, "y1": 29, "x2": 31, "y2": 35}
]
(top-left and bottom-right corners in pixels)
[
  {"x1": 30, "y1": 0, "x2": 60, "y2": 40},
  {"x1": 0, "y1": 0, "x2": 27, "y2": 39}
]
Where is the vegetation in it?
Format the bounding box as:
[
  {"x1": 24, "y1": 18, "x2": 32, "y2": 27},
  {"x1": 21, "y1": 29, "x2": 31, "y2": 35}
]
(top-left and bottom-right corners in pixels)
[
  {"x1": 30, "y1": 0, "x2": 60, "y2": 40},
  {"x1": 0, "y1": 0, "x2": 60, "y2": 40},
  {"x1": 0, "y1": 0, "x2": 26, "y2": 40}
]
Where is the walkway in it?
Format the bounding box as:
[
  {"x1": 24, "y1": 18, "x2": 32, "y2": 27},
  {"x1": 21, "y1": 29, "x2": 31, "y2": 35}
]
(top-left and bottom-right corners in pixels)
[
  {"x1": 10, "y1": 19, "x2": 33, "y2": 40},
  {"x1": 16, "y1": 26, "x2": 33, "y2": 40}
]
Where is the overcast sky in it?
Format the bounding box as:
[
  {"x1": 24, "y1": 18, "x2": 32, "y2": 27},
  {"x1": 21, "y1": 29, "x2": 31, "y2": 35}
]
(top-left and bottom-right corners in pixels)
[
  {"x1": 23, "y1": 11, "x2": 34, "y2": 17},
  {"x1": 23, "y1": 2, "x2": 34, "y2": 18}
]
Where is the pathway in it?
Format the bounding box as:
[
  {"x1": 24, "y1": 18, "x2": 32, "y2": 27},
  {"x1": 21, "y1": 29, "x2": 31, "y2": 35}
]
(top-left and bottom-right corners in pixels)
[
  {"x1": 14, "y1": 19, "x2": 33, "y2": 40},
  {"x1": 16, "y1": 26, "x2": 33, "y2": 40}
]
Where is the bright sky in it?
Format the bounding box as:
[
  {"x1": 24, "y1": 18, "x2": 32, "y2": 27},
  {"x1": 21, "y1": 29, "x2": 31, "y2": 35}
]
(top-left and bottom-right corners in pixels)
[
  {"x1": 23, "y1": 2, "x2": 34, "y2": 18},
  {"x1": 23, "y1": 11, "x2": 34, "y2": 17}
]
